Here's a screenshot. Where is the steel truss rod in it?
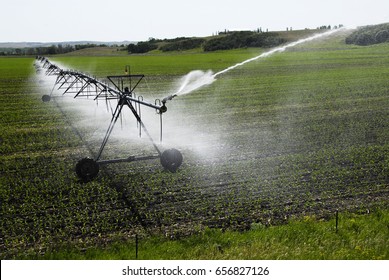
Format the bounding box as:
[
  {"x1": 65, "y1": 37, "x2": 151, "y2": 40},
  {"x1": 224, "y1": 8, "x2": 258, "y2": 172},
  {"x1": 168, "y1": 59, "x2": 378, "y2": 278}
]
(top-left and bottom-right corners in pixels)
[
  {"x1": 95, "y1": 96, "x2": 161, "y2": 162},
  {"x1": 37, "y1": 57, "x2": 165, "y2": 112}
]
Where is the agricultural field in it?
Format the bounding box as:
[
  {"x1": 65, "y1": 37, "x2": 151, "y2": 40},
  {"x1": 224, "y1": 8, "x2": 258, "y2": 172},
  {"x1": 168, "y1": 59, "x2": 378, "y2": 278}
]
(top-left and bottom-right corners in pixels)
[{"x1": 1, "y1": 29, "x2": 388, "y2": 259}]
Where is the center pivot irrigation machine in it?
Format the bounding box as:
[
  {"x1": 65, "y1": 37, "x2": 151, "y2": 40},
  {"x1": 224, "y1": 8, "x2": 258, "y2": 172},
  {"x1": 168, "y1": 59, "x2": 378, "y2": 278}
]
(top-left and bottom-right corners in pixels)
[{"x1": 35, "y1": 57, "x2": 183, "y2": 182}]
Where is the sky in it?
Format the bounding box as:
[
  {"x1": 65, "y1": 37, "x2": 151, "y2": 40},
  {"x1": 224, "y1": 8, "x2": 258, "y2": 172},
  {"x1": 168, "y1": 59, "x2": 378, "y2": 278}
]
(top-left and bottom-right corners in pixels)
[{"x1": 1, "y1": 0, "x2": 389, "y2": 42}]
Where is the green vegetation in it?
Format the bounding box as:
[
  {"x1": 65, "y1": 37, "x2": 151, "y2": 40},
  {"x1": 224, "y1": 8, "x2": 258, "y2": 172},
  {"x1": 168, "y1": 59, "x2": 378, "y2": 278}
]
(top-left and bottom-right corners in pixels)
[
  {"x1": 128, "y1": 41, "x2": 159, "y2": 54},
  {"x1": 1, "y1": 29, "x2": 388, "y2": 259},
  {"x1": 127, "y1": 29, "x2": 326, "y2": 54},
  {"x1": 33, "y1": 209, "x2": 389, "y2": 260},
  {"x1": 130, "y1": 30, "x2": 287, "y2": 53},
  {"x1": 159, "y1": 38, "x2": 205, "y2": 52},
  {"x1": 203, "y1": 31, "x2": 286, "y2": 51},
  {"x1": 0, "y1": 28, "x2": 334, "y2": 56},
  {"x1": 128, "y1": 37, "x2": 202, "y2": 54},
  {"x1": 346, "y1": 22, "x2": 389, "y2": 45}
]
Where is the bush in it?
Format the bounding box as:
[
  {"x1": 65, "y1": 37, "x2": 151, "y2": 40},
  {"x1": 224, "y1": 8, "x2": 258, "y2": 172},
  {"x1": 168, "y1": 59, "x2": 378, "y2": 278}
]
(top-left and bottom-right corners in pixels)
[
  {"x1": 345, "y1": 23, "x2": 389, "y2": 46},
  {"x1": 160, "y1": 38, "x2": 205, "y2": 52},
  {"x1": 355, "y1": 33, "x2": 375, "y2": 46},
  {"x1": 375, "y1": 30, "x2": 389, "y2": 43},
  {"x1": 203, "y1": 31, "x2": 286, "y2": 51},
  {"x1": 128, "y1": 41, "x2": 158, "y2": 54}
]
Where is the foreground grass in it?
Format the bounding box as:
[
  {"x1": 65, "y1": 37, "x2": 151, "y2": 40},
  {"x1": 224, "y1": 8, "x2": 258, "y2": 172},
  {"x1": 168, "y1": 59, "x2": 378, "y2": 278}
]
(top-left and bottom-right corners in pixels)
[{"x1": 40, "y1": 209, "x2": 388, "y2": 260}]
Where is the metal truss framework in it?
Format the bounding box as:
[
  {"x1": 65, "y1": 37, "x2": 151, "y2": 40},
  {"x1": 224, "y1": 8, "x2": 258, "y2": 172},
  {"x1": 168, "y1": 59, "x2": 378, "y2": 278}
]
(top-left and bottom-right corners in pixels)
[{"x1": 35, "y1": 56, "x2": 183, "y2": 182}]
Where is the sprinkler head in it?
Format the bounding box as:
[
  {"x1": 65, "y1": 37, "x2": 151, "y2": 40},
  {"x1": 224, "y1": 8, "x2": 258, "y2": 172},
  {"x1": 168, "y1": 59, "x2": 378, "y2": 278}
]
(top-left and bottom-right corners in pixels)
[{"x1": 162, "y1": 94, "x2": 177, "y2": 103}]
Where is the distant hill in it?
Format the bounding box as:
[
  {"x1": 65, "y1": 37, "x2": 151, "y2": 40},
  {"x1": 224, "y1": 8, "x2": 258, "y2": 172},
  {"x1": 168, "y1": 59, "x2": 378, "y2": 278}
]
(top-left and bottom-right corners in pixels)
[
  {"x1": 0, "y1": 41, "x2": 134, "y2": 49},
  {"x1": 59, "y1": 46, "x2": 128, "y2": 56},
  {"x1": 127, "y1": 28, "x2": 333, "y2": 54},
  {"x1": 0, "y1": 26, "x2": 343, "y2": 56},
  {"x1": 0, "y1": 41, "x2": 135, "y2": 56},
  {"x1": 0, "y1": 28, "x2": 333, "y2": 51}
]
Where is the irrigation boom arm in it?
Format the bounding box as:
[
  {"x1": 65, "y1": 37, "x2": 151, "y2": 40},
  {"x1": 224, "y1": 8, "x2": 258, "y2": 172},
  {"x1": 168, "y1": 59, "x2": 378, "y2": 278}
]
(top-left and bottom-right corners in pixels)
[{"x1": 37, "y1": 56, "x2": 169, "y2": 113}]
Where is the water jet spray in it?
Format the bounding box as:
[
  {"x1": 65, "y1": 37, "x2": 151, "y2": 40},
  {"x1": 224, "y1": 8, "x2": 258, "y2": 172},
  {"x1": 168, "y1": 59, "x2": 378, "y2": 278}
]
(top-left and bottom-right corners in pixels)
[{"x1": 162, "y1": 28, "x2": 343, "y2": 101}]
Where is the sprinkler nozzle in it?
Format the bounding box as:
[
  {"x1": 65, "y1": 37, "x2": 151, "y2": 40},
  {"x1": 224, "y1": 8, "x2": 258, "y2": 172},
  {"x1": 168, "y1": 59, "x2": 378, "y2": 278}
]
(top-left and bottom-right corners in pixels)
[
  {"x1": 159, "y1": 94, "x2": 178, "y2": 113},
  {"x1": 162, "y1": 94, "x2": 177, "y2": 103}
]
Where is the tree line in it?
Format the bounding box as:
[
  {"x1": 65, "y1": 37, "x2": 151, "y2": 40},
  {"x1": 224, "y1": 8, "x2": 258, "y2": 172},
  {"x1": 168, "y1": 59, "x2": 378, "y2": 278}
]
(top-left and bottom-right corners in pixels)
[
  {"x1": 345, "y1": 23, "x2": 389, "y2": 46},
  {"x1": 127, "y1": 31, "x2": 288, "y2": 54},
  {"x1": 0, "y1": 43, "x2": 112, "y2": 56},
  {"x1": 203, "y1": 31, "x2": 286, "y2": 51}
]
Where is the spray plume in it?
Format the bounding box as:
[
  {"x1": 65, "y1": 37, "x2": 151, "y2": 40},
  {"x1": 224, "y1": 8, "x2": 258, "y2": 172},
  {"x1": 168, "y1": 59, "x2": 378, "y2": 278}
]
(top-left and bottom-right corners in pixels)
[
  {"x1": 176, "y1": 70, "x2": 215, "y2": 95},
  {"x1": 165, "y1": 28, "x2": 343, "y2": 101}
]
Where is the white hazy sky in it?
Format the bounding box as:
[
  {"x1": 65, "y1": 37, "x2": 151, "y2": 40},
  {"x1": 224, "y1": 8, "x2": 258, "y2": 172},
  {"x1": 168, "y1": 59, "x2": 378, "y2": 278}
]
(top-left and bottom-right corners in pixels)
[{"x1": 1, "y1": 0, "x2": 388, "y2": 42}]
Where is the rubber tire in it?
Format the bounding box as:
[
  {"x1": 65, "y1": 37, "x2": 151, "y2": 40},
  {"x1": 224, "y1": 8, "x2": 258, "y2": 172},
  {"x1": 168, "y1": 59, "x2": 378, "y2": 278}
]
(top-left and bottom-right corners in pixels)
[
  {"x1": 160, "y1": 149, "x2": 183, "y2": 172},
  {"x1": 42, "y1": 95, "x2": 51, "y2": 102},
  {"x1": 76, "y1": 158, "x2": 99, "y2": 182}
]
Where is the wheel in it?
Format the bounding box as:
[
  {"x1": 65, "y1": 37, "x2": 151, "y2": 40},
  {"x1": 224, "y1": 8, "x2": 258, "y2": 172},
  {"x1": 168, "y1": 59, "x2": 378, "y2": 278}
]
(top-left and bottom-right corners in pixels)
[
  {"x1": 160, "y1": 148, "x2": 183, "y2": 172},
  {"x1": 75, "y1": 158, "x2": 99, "y2": 182},
  {"x1": 42, "y1": 95, "x2": 51, "y2": 102}
]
